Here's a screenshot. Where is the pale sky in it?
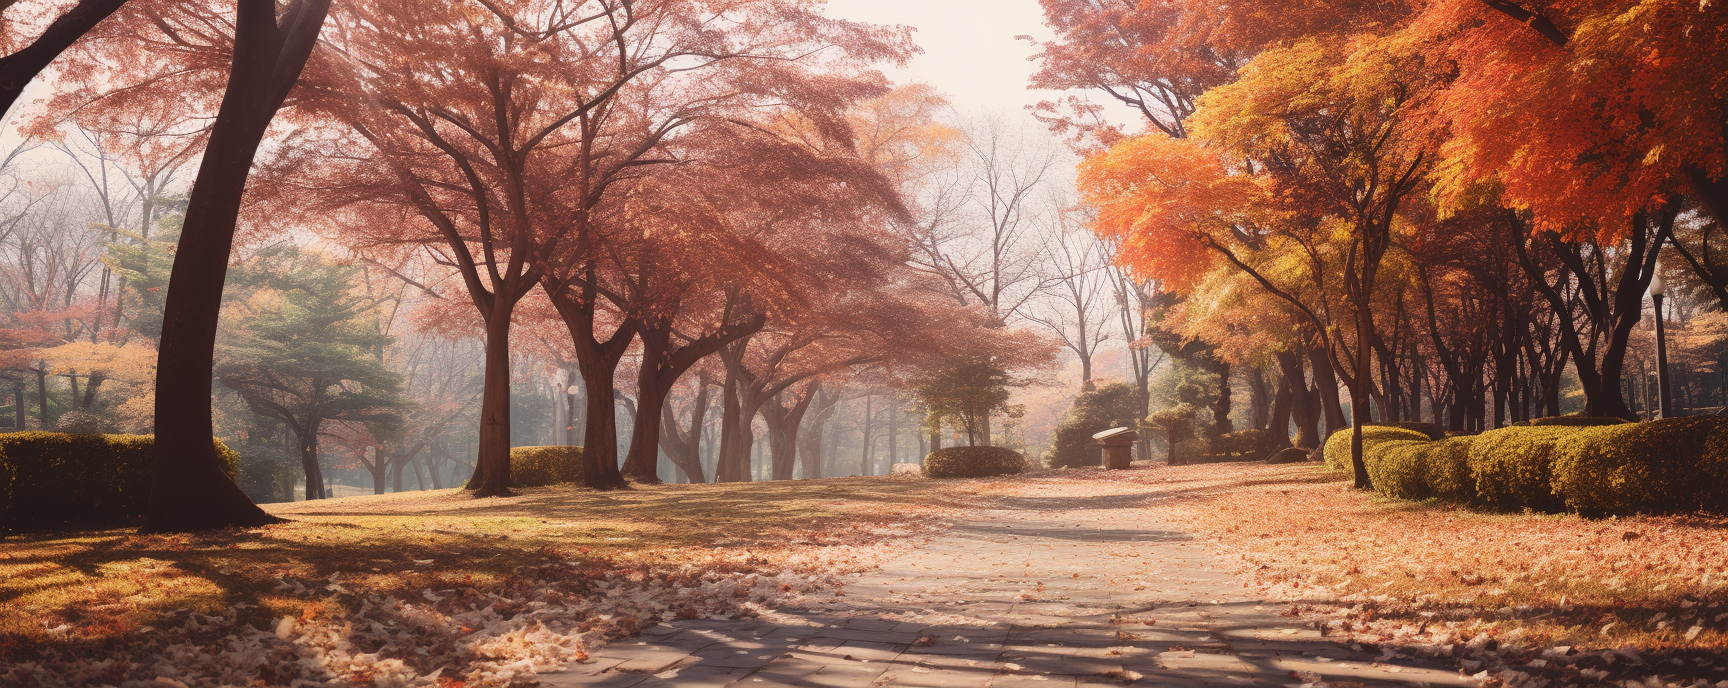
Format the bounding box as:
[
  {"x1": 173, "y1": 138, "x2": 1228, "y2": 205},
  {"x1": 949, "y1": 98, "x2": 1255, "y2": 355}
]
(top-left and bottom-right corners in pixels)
[{"x1": 821, "y1": 0, "x2": 1060, "y2": 122}]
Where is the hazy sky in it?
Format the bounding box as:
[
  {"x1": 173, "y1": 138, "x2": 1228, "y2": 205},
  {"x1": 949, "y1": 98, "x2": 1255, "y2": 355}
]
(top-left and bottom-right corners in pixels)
[{"x1": 821, "y1": 0, "x2": 1059, "y2": 121}]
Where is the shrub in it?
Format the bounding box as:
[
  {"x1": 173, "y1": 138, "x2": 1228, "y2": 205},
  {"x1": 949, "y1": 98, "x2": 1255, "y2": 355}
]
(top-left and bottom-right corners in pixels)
[
  {"x1": 509, "y1": 446, "x2": 584, "y2": 487},
  {"x1": 1214, "y1": 429, "x2": 1275, "y2": 457},
  {"x1": 1550, "y1": 417, "x2": 1728, "y2": 514},
  {"x1": 1367, "y1": 435, "x2": 1475, "y2": 501},
  {"x1": 1322, "y1": 426, "x2": 1431, "y2": 473},
  {"x1": 1422, "y1": 436, "x2": 1477, "y2": 502},
  {"x1": 1529, "y1": 415, "x2": 1629, "y2": 428},
  {"x1": 1366, "y1": 421, "x2": 1445, "y2": 440},
  {"x1": 0, "y1": 432, "x2": 239, "y2": 532},
  {"x1": 923, "y1": 446, "x2": 1026, "y2": 478},
  {"x1": 1466, "y1": 426, "x2": 1598, "y2": 512},
  {"x1": 1045, "y1": 383, "x2": 1143, "y2": 468}
]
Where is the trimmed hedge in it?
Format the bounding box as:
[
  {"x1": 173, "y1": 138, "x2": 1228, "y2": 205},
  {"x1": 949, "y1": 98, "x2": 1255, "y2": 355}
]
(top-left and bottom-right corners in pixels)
[
  {"x1": 1466, "y1": 426, "x2": 1594, "y2": 512},
  {"x1": 1322, "y1": 426, "x2": 1431, "y2": 473},
  {"x1": 1368, "y1": 436, "x2": 1475, "y2": 501},
  {"x1": 923, "y1": 446, "x2": 1026, "y2": 479},
  {"x1": 1322, "y1": 417, "x2": 1728, "y2": 515},
  {"x1": 1214, "y1": 429, "x2": 1275, "y2": 457},
  {"x1": 509, "y1": 446, "x2": 584, "y2": 487},
  {"x1": 0, "y1": 432, "x2": 240, "y2": 532},
  {"x1": 1550, "y1": 417, "x2": 1726, "y2": 514},
  {"x1": 1366, "y1": 421, "x2": 1445, "y2": 440}
]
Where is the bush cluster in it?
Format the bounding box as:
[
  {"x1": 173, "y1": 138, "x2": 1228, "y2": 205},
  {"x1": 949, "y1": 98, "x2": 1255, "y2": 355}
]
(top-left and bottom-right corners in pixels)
[
  {"x1": 509, "y1": 446, "x2": 585, "y2": 487},
  {"x1": 1213, "y1": 429, "x2": 1275, "y2": 457},
  {"x1": 1322, "y1": 416, "x2": 1728, "y2": 515},
  {"x1": 923, "y1": 446, "x2": 1026, "y2": 479},
  {"x1": 1044, "y1": 382, "x2": 1142, "y2": 468},
  {"x1": 1321, "y1": 426, "x2": 1432, "y2": 473},
  {"x1": 0, "y1": 432, "x2": 239, "y2": 532}
]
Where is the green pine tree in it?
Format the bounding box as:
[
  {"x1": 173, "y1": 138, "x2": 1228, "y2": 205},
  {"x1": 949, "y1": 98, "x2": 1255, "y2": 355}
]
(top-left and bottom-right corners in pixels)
[{"x1": 216, "y1": 245, "x2": 404, "y2": 500}]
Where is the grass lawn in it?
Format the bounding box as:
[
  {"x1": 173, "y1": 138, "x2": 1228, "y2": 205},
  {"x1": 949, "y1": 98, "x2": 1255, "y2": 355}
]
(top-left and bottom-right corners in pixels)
[{"x1": 0, "y1": 477, "x2": 960, "y2": 670}]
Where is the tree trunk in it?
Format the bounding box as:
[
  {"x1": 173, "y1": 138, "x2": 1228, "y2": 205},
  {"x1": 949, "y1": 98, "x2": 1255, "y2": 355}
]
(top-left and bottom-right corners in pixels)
[
  {"x1": 463, "y1": 299, "x2": 518, "y2": 496},
  {"x1": 143, "y1": 0, "x2": 330, "y2": 533},
  {"x1": 297, "y1": 420, "x2": 324, "y2": 500},
  {"x1": 622, "y1": 348, "x2": 669, "y2": 484},
  {"x1": 1269, "y1": 376, "x2": 1293, "y2": 450},
  {"x1": 1350, "y1": 298, "x2": 1375, "y2": 490},
  {"x1": 1210, "y1": 360, "x2": 1232, "y2": 438},
  {"x1": 1310, "y1": 348, "x2": 1347, "y2": 440},
  {"x1": 1248, "y1": 366, "x2": 1271, "y2": 431},
  {"x1": 0, "y1": 0, "x2": 131, "y2": 117},
  {"x1": 1277, "y1": 349, "x2": 1320, "y2": 448},
  {"x1": 763, "y1": 385, "x2": 817, "y2": 481},
  {"x1": 858, "y1": 395, "x2": 873, "y2": 476},
  {"x1": 715, "y1": 362, "x2": 749, "y2": 482},
  {"x1": 35, "y1": 363, "x2": 47, "y2": 428},
  {"x1": 368, "y1": 449, "x2": 386, "y2": 495},
  {"x1": 660, "y1": 390, "x2": 709, "y2": 483}
]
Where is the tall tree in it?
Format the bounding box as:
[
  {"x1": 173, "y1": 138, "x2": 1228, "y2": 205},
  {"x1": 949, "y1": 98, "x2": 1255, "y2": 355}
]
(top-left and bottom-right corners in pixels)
[{"x1": 142, "y1": 0, "x2": 330, "y2": 531}]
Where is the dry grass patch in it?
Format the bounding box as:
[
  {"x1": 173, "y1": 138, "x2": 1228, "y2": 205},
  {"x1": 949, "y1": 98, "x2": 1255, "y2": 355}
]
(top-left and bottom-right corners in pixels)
[{"x1": 0, "y1": 476, "x2": 961, "y2": 665}]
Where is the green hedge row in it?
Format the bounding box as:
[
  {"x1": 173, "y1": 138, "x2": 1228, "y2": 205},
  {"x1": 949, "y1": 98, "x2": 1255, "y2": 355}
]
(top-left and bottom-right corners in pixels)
[
  {"x1": 1323, "y1": 416, "x2": 1728, "y2": 515},
  {"x1": 0, "y1": 432, "x2": 240, "y2": 532},
  {"x1": 509, "y1": 446, "x2": 585, "y2": 486},
  {"x1": 923, "y1": 446, "x2": 1026, "y2": 479}
]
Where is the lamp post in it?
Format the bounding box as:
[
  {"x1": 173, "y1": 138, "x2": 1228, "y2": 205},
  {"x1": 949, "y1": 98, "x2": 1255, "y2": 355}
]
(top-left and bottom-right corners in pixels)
[{"x1": 1651, "y1": 274, "x2": 1673, "y2": 418}]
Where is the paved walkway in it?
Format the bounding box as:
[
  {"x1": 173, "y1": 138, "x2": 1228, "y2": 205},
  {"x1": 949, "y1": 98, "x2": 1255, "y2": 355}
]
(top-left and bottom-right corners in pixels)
[{"x1": 544, "y1": 486, "x2": 1471, "y2": 688}]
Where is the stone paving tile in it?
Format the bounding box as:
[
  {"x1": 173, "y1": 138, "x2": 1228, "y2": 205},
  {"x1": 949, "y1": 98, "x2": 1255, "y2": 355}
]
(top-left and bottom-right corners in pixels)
[{"x1": 543, "y1": 487, "x2": 1476, "y2": 688}]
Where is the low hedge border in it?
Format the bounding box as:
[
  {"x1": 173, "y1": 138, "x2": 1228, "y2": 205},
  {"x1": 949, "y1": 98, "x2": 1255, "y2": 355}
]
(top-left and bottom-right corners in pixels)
[
  {"x1": 1323, "y1": 417, "x2": 1728, "y2": 516},
  {"x1": 1322, "y1": 426, "x2": 1432, "y2": 473},
  {"x1": 509, "y1": 446, "x2": 585, "y2": 487},
  {"x1": 0, "y1": 432, "x2": 239, "y2": 532},
  {"x1": 923, "y1": 446, "x2": 1026, "y2": 479}
]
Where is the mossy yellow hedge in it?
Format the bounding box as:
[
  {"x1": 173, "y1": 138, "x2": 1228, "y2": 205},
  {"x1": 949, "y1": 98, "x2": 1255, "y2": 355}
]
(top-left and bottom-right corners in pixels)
[
  {"x1": 1368, "y1": 436, "x2": 1475, "y2": 501},
  {"x1": 923, "y1": 446, "x2": 1026, "y2": 478},
  {"x1": 0, "y1": 432, "x2": 239, "y2": 532},
  {"x1": 509, "y1": 446, "x2": 584, "y2": 487},
  {"x1": 1466, "y1": 426, "x2": 1600, "y2": 512},
  {"x1": 1322, "y1": 426, "x2": 1431, "y2": 473},
  {"x1": 1551, "y1": 417, "x2": 1728, "y2": 515}
]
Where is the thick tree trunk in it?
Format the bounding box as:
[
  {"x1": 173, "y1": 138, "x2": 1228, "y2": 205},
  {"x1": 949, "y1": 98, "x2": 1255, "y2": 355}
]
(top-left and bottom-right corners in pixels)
[
  {"x1": 464, "y1": 302, "x2": 517, "y2": 496},
  {"x1": 1309, "y1": 348, "x2": 1348, "y2": 439},
  {"x1": 622, "y1": 354, "x2": 669, "y2": 484},
  {"x1": 621, "y1": 311, "x2": 762, "y2": 483},
  {"x1": 368, "y1": 451, "x2": 387, "y2": 495},
  {"x1": 1248, "y1": 366, "x2": 1271, "y2": 431},
  {"x1": 297, "y1": 421, "x2": 324, "y2": 500},
  {"x1": 142, "y1": 0, "x2": 330, "y2": 532},
  {"x1": 715, "y1": 364, "x2": 749, "y2": 482},
  {"x1": 1269, "y1": 377, "x2": 1293, "y2": 449},
  {"x1": 1277, "y1": 350, "x2": 1320, "y2": 448},
  {"x1": 578, "y1": 359, "x2": 624, "y2": 487},
  {"x1": 544, "y1": 275, "x2": 632, "y2": 490}
]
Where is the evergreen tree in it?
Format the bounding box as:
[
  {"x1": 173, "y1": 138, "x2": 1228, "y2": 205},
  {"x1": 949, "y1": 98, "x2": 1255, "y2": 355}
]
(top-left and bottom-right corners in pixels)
[
  {"x1": 1045, "y1": 382, "x2": 1144, "y2": 468},
  {"x1": 216, "y1": 245, "x2": 404, "y2": 500}
]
